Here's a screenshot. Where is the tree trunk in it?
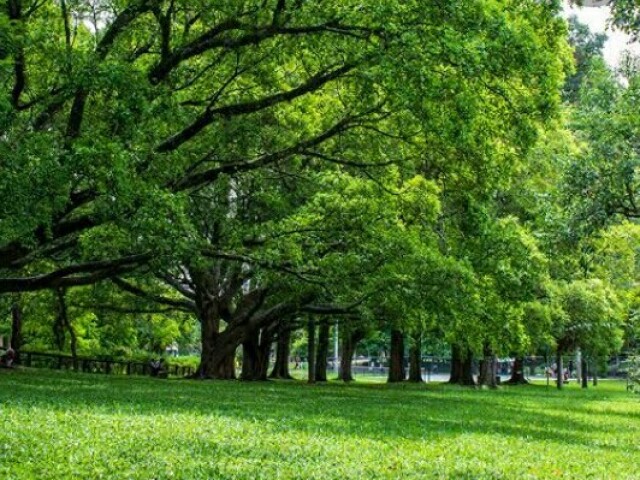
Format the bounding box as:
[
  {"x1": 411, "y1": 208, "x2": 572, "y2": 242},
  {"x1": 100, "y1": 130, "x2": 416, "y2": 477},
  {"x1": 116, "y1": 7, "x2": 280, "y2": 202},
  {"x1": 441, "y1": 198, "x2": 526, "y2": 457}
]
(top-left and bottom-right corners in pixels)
[
  {"x1": 556, "y1": 350, "x2": 564, "y2": 390},
  {"x1": 408, "y1": 332, "x2": 423, "y2": 383},
  {"x1": 53, "y1": 289, "x2": 66, "y2": 351},
  {"x1": 506, "y1": 356, "x2": 528, "y2": 385},
  {"x1": 67, "y1": 318, "x2": 78, "y2": 361},
  {"x1": 269, "y1": 326, "x2": 293, "y2": 379},
  {"x1": 315, "y1": 322, "x2": 330, "y2": 382},
  {"x1": 241, "y1": 333, "x2": 259, "y2": 381},
  {"x1": 592, "y1": 358, "x2": 598, "y2": 386},
  {"x1": 307, "y1": 318, "x2": 316, "y2": 384},
  {"x1": 448, "y1": 344, "x2": 462, "y2": 384},
  {"x1": 10, "y1": 302, "x2": 22, "y2": 364},
  {"x1": 460, "y1": 348, "x2": 476, "y2": 386},
  {"x1": 477, "y1": 345, "x2": 497, "y2": 388},
  {"x1": 388, "y1": 329, "x2": 405, "y2": 383},
  {"x1": 581, "y1": 355, "x2": 588, "y2": 389},
  {"x1": 240, "y1": 327, "x2": 272, "y2": 381},
  {"x1": 339, "y1": 329, "x2": 364, "y2": 382}
]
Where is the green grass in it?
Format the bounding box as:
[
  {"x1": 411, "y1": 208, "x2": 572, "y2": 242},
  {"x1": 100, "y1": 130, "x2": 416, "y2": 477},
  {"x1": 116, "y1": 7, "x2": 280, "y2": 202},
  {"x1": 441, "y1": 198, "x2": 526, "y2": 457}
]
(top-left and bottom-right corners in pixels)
[{"x1": 0, "y1": 369, "x2": 638, "y2": 479}]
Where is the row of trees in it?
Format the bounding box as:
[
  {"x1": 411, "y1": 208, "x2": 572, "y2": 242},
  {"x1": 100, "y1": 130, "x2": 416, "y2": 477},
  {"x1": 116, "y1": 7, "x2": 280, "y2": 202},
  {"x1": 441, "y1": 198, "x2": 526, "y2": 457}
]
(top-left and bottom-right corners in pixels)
[{"x1": 2, "y1": 1, "x2": 640, "y2": 388}]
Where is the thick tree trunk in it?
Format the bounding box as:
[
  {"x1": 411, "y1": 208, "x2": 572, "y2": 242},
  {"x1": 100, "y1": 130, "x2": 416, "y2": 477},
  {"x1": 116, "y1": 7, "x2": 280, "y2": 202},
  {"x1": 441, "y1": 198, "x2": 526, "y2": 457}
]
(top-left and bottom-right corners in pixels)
[
  {"x1": 388, "y1": 329, "x2": 405, "y2": 383},
  {"x1": 315, "y1": 322, "x2": 330, "y2": 382},
  {"x1": 556, "y1": 350, "x2": 564, "y2": 390},
  {"x1": 269, "y1": 326, "x2": 293, "y2": 379},
  {"x1": 408, "y1": 332, "x2": 423, "y2": 383},
  {"x1": 581, "y1": 355, "x2": 588, "y2": 389},
  {"x1": 339, "y1": 329, "x2": 364, "y2": 382},
  {"x1": 460, "y1": 348, "x2": 476, "y2": 386},
  {"x1": 506, "y1": 356, "x2": 528, "y2": 385},
  {"x1": 448, "y1": 344, "x2": 462, "y2": 384},
  {"x1": 307, "y1": 318, "x2": 316, "y2": 384},
  {"x1": 10, "y1": 302, "x2": 22, "y2": 364},
  {"x1": 477, "y1": 345, "x2": 497, "y2": 389},
  {"x1": 240, "y1": 327, "x2": 272, "y2": 381}
]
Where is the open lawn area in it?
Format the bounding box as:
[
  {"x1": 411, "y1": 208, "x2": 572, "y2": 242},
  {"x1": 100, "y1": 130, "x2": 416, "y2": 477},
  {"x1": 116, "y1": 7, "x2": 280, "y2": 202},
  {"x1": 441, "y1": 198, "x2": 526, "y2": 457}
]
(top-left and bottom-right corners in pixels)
[{"x1": 0, "y1": 369, "x2": 638, "y2": 479}]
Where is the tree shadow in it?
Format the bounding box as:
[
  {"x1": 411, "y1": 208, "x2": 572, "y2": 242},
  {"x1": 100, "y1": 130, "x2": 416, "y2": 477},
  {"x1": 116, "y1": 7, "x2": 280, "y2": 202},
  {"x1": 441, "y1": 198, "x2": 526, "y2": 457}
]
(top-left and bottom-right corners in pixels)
[{"x1": 1, "y1": 369, "x2": 636, "y2": 455}]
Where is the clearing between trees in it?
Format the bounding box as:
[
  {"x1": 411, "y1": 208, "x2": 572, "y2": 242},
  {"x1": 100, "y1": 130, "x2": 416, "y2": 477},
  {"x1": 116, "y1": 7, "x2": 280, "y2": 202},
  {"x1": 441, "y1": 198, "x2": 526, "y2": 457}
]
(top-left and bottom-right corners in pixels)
[{"x1": 0, "y1": 370, "x2": 637, "y2": 480}]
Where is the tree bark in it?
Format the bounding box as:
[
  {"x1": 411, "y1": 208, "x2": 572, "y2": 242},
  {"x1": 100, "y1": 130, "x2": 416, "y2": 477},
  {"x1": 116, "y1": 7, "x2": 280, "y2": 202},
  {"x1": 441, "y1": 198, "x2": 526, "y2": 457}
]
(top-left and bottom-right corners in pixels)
[
  {"x1": 388, "y1": 329, "x2": 405, "y2": 383},
  {"x1": 556, "y1": 350, "x2": 564, "y2": 390},
  {"x1": 581, "y1": 355, "x2": 588, "y2": 389},
  {"x1": 448, "y1": 344, "x2": 462, "y2": 384},
  {"x1": 460, "y1": 348, "x2": 476, "y2": 386},
  {"x1": 307, "y1": 317, "x2": 316, "y2": 384},
  {"x1": 408, "y1": 332, "x2": 423, "y2": 383},
  {"x1": 315, "y1": 321, "x2": 330, "y2": 382},
  {"x1": 53, "y1": 289, "x2": 66, "y2": 351},
  {"x1": 193, "y1": 273, "x2": 238, "y2": 379},
  {"x1": 506, "y1": 356, "x2": 528, "y2": 385},
  {"x1": 269, "y1": 326, "x2": 293, "y2": 379},
  {"x1": 339, "y1": 329, "x2": 364, "y2": 382},
  {"x1": 10, "y1": 302, "x2": 22, "y2": 363},
  {"x1": 240, "y1": 327, "x2": 272, "y2": 381},
  {"x1": 55, "y1": 288, "x2": 77, "y2": 362},
  {"x1": 477, "y1": 345, "x2": 497, "y2": 388}
]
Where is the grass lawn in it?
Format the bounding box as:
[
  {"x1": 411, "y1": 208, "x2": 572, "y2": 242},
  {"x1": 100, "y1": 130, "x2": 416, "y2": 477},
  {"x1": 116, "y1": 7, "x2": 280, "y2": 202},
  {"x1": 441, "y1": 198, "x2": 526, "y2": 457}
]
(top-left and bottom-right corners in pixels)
[{"x1": 0, "y1": 369, "x2": 638, "y2": 479}]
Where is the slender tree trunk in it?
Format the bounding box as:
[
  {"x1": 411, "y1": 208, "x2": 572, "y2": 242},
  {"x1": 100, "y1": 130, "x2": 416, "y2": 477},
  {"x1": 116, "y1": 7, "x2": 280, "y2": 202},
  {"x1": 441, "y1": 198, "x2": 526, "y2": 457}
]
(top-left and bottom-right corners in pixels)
[
  {"x1": 339, "y1": 329, "x2": 364, "y2": 382},
  {"x1": 592, "y1": 358, "x2": 598, "y2": 386},
  {"x1": 556, "y1": 350, "x2": 564, "y2": 390},
  {"x1": 408, "y1": 332, "x2": 423, "y2": 383},
  {"x1": 53, "y1": 289, "x2": 66, "y2": 352},
  {"x1": 55, "y1": 288, "x2": 77, "y2": 364},
  {"x1": 581, "y1": 355, "x2": 588, "y2": 389},
  {"x1": 448, "y1": 344, "x2": 462, "y2": 384},
  {"x1": 506, "y1": 356, "x2": 528, "y2": 385},
  {"x1": 10, "y1": 302, "x2": 22, "y2": 364},
  {"x1": 269, "y1": 326, "x2": 293, "y2": 379},
  {"x1": 67, "y1": 319, "x2": 78, "y2": 361},
  {"x1": 315, "y1": 322, "x2": 330, "y2": 382},
  {"x1": 388, "y1": 329, "x2": 405, "y2": 383},
  {"x1": 307, "y1": 318, "x2": 316, "y2": 384}
]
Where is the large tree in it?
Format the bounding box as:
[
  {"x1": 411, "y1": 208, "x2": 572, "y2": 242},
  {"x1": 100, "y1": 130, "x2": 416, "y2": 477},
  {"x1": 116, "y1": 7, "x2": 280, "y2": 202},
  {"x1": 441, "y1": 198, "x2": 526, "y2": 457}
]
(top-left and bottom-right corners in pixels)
[{"x1": 0, "y1": 0, "x2": 570, "y2": 293}]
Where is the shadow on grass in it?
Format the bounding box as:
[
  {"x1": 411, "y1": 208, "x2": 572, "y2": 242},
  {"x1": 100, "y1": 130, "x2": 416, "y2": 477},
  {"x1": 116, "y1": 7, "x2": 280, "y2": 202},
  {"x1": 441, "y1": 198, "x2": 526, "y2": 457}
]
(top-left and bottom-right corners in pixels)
[{"x1": 0, "y1": 368, "x2": 636, "y2": 453}]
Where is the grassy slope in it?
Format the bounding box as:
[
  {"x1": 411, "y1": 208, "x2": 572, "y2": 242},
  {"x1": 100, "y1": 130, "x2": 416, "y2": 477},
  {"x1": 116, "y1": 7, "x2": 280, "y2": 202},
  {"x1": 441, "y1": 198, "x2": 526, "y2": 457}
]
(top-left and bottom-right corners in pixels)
[{"x1": 0, "y1": 369, "x2": 638, "y2": 479}]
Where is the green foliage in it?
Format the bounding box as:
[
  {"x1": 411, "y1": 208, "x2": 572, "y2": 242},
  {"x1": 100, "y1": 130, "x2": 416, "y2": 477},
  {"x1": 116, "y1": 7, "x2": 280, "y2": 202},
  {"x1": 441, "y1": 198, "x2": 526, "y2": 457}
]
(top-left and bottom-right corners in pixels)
[
  {"x1": 0, "y1": 370, "x2": 638, "y2": 479},
  {"x1": 629, "y1": 356, "x2": 640, "y2": 393},
  {"x1": 551, "y1": 279, "x2": 625, "y2": 356}
]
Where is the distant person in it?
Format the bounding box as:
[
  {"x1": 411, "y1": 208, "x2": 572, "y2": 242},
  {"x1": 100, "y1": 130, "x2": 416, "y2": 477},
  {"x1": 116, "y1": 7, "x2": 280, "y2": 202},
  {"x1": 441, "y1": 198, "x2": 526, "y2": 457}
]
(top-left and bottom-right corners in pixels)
[{"x1": 294, "y1": 355, "x2": 301, "y2": 370}]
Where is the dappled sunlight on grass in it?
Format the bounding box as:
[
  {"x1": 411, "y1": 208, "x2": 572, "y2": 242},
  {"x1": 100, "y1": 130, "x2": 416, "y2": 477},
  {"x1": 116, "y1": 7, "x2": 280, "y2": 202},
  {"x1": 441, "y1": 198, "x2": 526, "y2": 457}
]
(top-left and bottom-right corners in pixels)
[{"x1": 0, "y1": 369, "x2": 638, "y2": 479}]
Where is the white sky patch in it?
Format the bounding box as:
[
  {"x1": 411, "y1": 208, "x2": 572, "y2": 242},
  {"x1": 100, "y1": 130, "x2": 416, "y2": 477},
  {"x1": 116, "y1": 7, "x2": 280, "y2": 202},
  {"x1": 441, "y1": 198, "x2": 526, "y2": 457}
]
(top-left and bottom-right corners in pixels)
[{"x1": 562, "y1": 1, "x2": 640, "y2": 67}]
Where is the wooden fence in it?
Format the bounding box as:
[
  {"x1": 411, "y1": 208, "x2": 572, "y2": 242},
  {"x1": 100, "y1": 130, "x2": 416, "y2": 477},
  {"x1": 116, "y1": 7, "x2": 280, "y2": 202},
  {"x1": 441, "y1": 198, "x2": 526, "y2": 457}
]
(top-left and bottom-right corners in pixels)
[{"x1": 20, "y1": 351, "x2": 195, "y2": 378}]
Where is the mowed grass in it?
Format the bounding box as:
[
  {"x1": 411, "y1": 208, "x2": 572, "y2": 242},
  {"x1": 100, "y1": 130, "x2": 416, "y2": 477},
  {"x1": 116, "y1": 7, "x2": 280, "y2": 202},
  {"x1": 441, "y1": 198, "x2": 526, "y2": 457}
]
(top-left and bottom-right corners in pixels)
[{"x1": 0, "y1": 369, "x2": 638, "y2": 479}]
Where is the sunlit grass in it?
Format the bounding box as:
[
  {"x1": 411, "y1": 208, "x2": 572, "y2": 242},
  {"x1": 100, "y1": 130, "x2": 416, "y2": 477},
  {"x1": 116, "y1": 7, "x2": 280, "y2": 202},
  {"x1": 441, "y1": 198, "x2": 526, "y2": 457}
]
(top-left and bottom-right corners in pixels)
[{"x1": 0, "y1": 369, "x2": 638, "y2": 479}]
